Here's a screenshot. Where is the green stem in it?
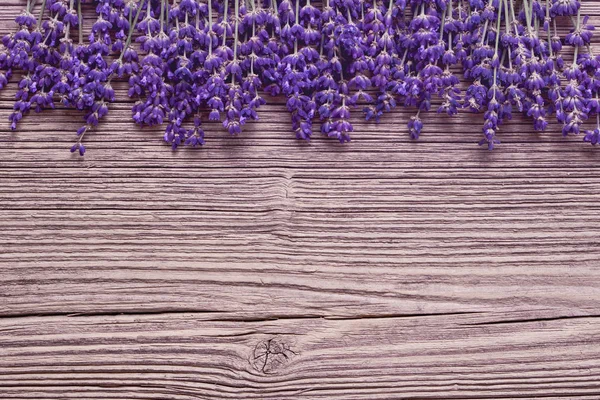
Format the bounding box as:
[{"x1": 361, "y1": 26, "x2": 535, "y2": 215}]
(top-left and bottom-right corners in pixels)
[
  {"x1": 530, "y1": 0, "x2": 536, "y2": 30},
  {"x1": 509, "y1": 0, "x2": 518, "y2": 35},
  {"x1": 493, "y1": 0, "x2": 503, "y2": 89},
  {"x1": 400, "y1": 48, "x2": 408, "y2": 65},
  {"x1": 78, "y1": 0, "x2": 83, "y2": 43},
  {"x1": 503, "y1": 0, "x2": 510, "y2": 33},
  {"x1": 161, "y1": 0, "x2": 165, "y2": 33},
  {"x1": 233, "y1": 0, "x2": 239, "y2": 60},
  {"x1": 360, "y1": 0, "x2": 364, "y2": 20},
  {"x1": 439, "y1": 6, "x2": 447, "y2": 41},
  {"x1": 478, "y1": 0, "x2": 494, "y2": 45},
  {"x1": 251, "y1": 0, "x2": 255, "y2": 74},
  {"x1": 545, "y1": 0, "x2": 552, "y2": 56},
  {"x1": 123, "y1": 1, "x2": 134, "y2": 46},
  {"x1": 196, "y1": 2, "x2": 200, "y2": 30},
  {"x1": 294, "y1": 0, "x2": 299, "y2": 53},
  {"x1": 572, "y1": 8, "x2": 580, "y2": 67},
  {"x1": 319, "y1": 32, "x2": 324, "y2": 56},
  {"x1": 480, "y1": 19, "x2": 489, "y2": 45},
  {"x1": 37, "y1": 0, "x2": 46, "y2": 30},
  {"x1": 119, "y1": 0, "x2": 146, "y2": 62},
  {"x1": 208, "y1": 0, "x2": 212, "y2": 55},
  {"x1": 222, "y1": 0, "x2": 228, "y2": 53},
  {"x1": 494, "y1": 0, "x2": 502, "y2": 53},
  {"x1": 481, "y1": 0, "x2": 492, "y2": 45},
  {"x1": 146, "y1": 0, "x2": 151, "y2": 35},
  {"x1": 43, "y1": 27, "x2": 52, "y2": 45},
  {"x1": 64, "y1": 0, "x2": 75, "y2": 40},
  {"x1": 173, "y1": 0, "x2": 179, "y2": 30},
  {"x1": 26, "y1": 0, "x2": 39, "y2": 14},
  {"x1": 522, "y1": 0, "x2": 532, "y2": 33}
]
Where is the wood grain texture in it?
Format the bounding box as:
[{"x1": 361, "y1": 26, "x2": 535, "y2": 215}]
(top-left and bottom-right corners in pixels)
[{"x1": 1, "y1": 1, "x2": 600, "y2": 399}]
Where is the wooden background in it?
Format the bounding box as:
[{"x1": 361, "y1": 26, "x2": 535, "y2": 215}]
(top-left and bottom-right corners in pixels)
[{"x1": 2, "y1": 1, "x2": 600, "y2": 399}]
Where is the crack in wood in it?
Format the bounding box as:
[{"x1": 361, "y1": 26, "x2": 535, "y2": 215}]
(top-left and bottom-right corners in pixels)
[{"x1": 460, "y1": 314, "x2": 600, "y2": 326}]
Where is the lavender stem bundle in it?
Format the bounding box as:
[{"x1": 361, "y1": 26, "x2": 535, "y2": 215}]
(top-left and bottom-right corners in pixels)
[{"x1": 0, "y1": 0, "x2": 598, "y2": 155}]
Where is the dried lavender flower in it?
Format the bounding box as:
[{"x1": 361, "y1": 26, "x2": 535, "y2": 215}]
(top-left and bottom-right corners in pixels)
[{"x1": 0, "y1": 0, "x2": 599, "y2": 154}]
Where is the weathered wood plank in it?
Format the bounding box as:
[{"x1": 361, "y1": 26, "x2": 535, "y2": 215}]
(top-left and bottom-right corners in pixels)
[
  {"x1": 2, "y1": 313, "x2": 600, "y2": 399},
  {"x1": 1, "y1": 1, "x2": 600, "y2": 399}
]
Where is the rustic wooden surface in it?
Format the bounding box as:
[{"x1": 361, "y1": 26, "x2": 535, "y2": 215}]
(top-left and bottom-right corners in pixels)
[{"x1": 2, "y1": 2, "x2": 600, "y2": 399}]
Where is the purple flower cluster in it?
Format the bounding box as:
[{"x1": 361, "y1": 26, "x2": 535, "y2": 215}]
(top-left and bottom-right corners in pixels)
[
  {"x1": 1, "y1": 0, "x2": 141, "y2": 155},
  {"x1": 1, "y1": 0, "x2": 599, "y2": 155}
]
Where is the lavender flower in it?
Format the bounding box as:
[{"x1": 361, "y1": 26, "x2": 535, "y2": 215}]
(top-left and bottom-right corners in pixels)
[
  {"x1": 131, "y1": 0, "x2": 169, "y2": 128},
  {"x1": 278, "y1": 0, "x2": 316, "y2": 141},
  {"x1": 1, "y1": 0, "x2": 600, "y2": 154}
]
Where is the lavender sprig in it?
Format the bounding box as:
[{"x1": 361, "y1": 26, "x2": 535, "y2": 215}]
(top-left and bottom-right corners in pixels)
[{"x1": 1, "y1": 0, "x2": 599, "y2": 154}]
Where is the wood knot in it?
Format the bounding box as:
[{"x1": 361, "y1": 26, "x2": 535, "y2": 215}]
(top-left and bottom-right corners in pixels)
[{"x1": 251, "y1": 338, "x2": 296, "y2": 374}]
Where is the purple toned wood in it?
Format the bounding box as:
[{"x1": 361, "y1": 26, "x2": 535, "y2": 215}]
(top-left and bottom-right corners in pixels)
[{"x1": 1, "y1": 2, "x2": 600, "y2": 398}]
